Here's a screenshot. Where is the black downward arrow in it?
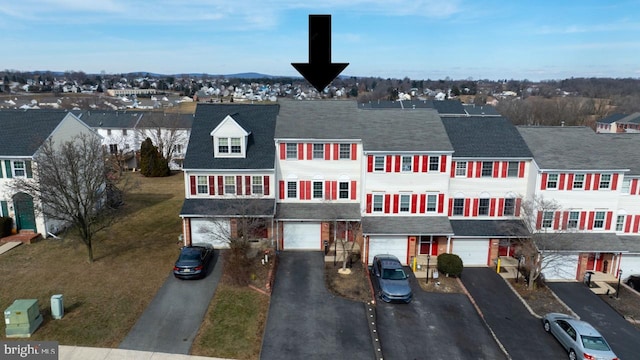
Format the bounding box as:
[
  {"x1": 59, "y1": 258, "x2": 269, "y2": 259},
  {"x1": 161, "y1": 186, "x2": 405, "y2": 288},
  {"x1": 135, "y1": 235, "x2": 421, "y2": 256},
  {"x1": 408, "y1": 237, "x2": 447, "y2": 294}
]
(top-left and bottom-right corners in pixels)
[{"x1": 292, "y1": 15, "x2": 349, "y2": 92}]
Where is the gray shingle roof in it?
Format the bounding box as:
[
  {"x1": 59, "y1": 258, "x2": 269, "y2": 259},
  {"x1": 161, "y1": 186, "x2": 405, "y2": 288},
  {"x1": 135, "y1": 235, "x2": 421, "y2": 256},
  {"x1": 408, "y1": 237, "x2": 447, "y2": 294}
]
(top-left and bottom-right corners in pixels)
[
  {"x1": 463, "y1": 104, "x2": 501, "y2": 116},
  {"x1": 180, "y1": 198, "x2": 275, "y2": 217},
  {"x1": 136, "y1": 112, "x2": 193, "y2": 129},
  {"x1": 276, "y1": 203, "x2": 361, "y2": 221},
  {"x1": 184, "y1": 103, "x2": 279, "y2": 170},
  {"x1": 597, "y1": 113, "x2": 628, "y2": 124},
  {"x1": 534, "y1": 233, "x2": 627, "y2": 252},
  {"x1": 362, "y1": 216, "x2": 453, "y2": 235},
  {"x1": 0, "y1": 110, "x2": 71, "y2": 156},
  {"x1": 618, "y1": 236, "x2": 640, "y2": 253},
  {"x1": 358, "y1": 99, "x2": 434, "y2": 109},
  {"x1": 432, "y1": 100, "x2": 466, "y2": 115},
  {"x1": 442, "y1": 117, "x2": 533, "y2": 158},
  {"x1": 276, "y1": 100, "x2": 453, "y2": 152},
  {"x1": 449, "y1": 220, "x2": 529, "y2": 237},
  {"x1": 78, "y1": 111, "x2": 142, "y2": 128}
]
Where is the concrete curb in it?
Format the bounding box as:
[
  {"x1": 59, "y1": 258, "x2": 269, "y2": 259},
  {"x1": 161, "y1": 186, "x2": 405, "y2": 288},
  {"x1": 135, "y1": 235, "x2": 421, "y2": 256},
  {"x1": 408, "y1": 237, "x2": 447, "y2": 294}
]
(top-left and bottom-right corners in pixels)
[
  {"x1": 364, "y1": 264, "x2": 384, "y2": 360},
  {"x1": 59, "y1": 345, "x2": 231, "y2": 360},
  {"x1": 501, "y1": 277, "x2": 579, "y2": 319}
]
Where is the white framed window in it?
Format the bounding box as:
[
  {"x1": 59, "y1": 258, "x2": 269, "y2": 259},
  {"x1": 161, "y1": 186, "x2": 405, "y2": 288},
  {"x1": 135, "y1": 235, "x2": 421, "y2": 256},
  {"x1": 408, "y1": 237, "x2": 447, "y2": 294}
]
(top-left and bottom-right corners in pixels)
[
  {"x1": 230, "y1": 137, "x2": 241, "y2": 153},
  {"x1": 218, "y1": 138, "x2": 229, "y2": 153},
  {"x1": 455, "y1": 161, "x2": 467, "y2": 177},
  {"x1": 621, "y1": 178, "x2": 631, "y2": 194},
  {"x1": 401, "y1": 156, "x2": 412, "y2": 172},
  {"x1": 173, "y1": 144, "x2": 183, "y2": 154},
  {"x1": 616, "y1": 215, "x2": 625, "y2": 232},
  {"x1": 426, "y1": 194, "x2": 437, "y2": 212},
  {"x1": 478, "y1": 198, "x2": 490, "y2": 216},
  {"x1": 107, "y1": 129, "x2": 112, "y2": 135},
  {"x1": 503, "y1": 198, "x2": 515, "y2": 216},
  {"x1": 339, "y1": 144, "x2": 351, "y2": 159},
  {"x1": 287, "y1": 181, "x2": 297, "y2": 198},
  {"x1": 567, "y1": 211, "x2": 579, "y2": 229},
  {"x1": 593, "y1": 211, "x2": 605, "y2": 229},
  {"x1": 573, "y1": 174, "x2": 584, "y2": 189},
  {"x1": 453, "y1": 198, "x2": 464, "y2": 216},
  {"x1": 313, "y1": 181, "x2": 323, "y2": 199},
  {"x1": 481, "y1": 162, "x2": 493, "y2": 177},
  {"x1": 224, "y1": 176, "x2": 235, "y2": 195},
  {"x1": 546, "y1": 174, "x2": 558, "y2": 189},
  {"x1": 122, "y1": 129, "x2": 128, "y2": 135},
  {"x1": 429, "y1": 156, "x2": 439, "y2": 171},
  {"x1": 373, "y1": 194, "x2": 384, "y2": 212},
  {"x1": 197, "y1": 176, "x2": 208, "y2": 194},
  {"x1": 507, "y1": 162, "x2": 519, "y2": 177},
  {"x1": 252, "y1": 176, "x2": 263, "y2": 195},
  {"x1": 542, "y1": 211, "x2": 554, "y2": 228},
  {"x1": 313, "y1": 144, "x2": 324, "y2": 159},
  {"x1": 339, "y1": 182, "x2": 349, "y2": 199},
  {"x1": 218, "y1": 137, "x2": 242, "y2": 154},
  {"x1": 399, "y1": 194, "x2": 410, "y2": 212},
  {"x1": 599, "y1": 174, "x2": 611, "y2": 189},
  {"x1": 374, "y1": 156, "x2": 385, "y2": 171},
  {"x1": 286, "y1": 143, "x2": 297, "y2": 159},
  {"x1": 109, "y1": 144, "x2": 118, "y2": 155}
]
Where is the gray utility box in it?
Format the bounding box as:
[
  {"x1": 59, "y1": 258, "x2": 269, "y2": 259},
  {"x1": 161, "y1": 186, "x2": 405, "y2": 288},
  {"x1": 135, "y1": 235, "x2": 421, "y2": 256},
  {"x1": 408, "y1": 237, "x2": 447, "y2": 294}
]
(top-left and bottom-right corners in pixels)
[
  {"x1": 51, "y1": 294, "x2": 64, "y2": 319},
  {"x1": 4, "y1": 299, "x2": 43, "y2": 337}
]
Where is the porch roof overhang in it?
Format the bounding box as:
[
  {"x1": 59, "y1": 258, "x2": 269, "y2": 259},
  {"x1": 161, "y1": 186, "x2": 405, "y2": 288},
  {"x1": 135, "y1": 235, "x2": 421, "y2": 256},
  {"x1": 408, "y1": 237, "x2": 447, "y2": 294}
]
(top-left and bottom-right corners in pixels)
[
  {"x1": 617, "y1": 235, "x2": 640, "y2": 254},
  {"x1": 276, "y1": 203, "x2": 361, "y2": 221},
  {"x1": 362, "y1": 216, "x2": 453, "y2": 236},
  {"x1": 449, "y1": 219, "x2": 530, "y2": 238},
  {"x1": 534, "y1": 233, "x2": 629, "y2": 253},
  {"x1": 180, "y1": 198, "x2": 275, "y2": 218}
]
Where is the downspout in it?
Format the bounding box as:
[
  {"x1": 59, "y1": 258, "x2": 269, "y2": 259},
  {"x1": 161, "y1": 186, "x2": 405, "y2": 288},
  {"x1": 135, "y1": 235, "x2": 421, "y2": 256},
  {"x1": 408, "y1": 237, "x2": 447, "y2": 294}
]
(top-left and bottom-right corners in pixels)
[{"x1": 447, "y1": 235, "x2": 451, "y2": 253}]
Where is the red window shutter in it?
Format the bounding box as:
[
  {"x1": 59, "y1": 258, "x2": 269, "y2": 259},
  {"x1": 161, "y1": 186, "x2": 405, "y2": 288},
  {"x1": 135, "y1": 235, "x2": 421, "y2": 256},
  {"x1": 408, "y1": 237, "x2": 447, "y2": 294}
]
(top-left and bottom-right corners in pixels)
[
  {"x1": 411, "y1": 194, "x2": 418, "y2": 213},
  {"x1": 325, "y1": 181, "x2": 331, "y2": 200},
  {"x1": 514, "y1": 198, "x2": 522, "y2": 216},
  {"x1": 567, "y1": 174, "x2": 574, "y2": 190},
  {"x1": 333, "y1": 144, "x2": 339, "y2": 160},
  {"x1": 585, "y1": 174, "x2": 592, "y2": 190},
  {"x1": 553, "y1": 212, "x2": 561, "y2": 230},
  {"x1": 324, "y1": 144, "x2": 331, "y2": 160},
  {"x1": 536, "y1": 211, "x2": 542, "y2": 229},
  {"x1": 440, "y1": 155, "x2": 447, "y2": 173},
  {"x1": 245, "y1": 176, "x2": 251, "y2": 195},
  {"x1": 467, "y1": 162, "x2": 473, "y2": 178},
  {"x1": 190, "y1": 176, "x2": 196, "y2": 195},
  {"x1": 518, "y1": 162, "x2": 525, "y2": 178},
  {"x1": 634, "y1": 215, "x2": 640, "y2": 233},
  {"x1": 422, "y1": 155, "x2": 428, "y2": 172},
  {"x1": 579, "y1": 211, "x2": 587, "y2": 230},
  {"x1": 366, "y1": 194, "x2": 372, "y2": 213},
  {"x1": 420, "y1": 194, "x2": 426, "y2": 213},
  {"x1": 559, "y1": 174, "x2": 566, "y2": 190},
  {"x1": 562, "y1": 211, "x2": 569, "y2": 230},
  {"x1": 306, "y1": 143, "x2": 312, "y2": 160},
  {"x1": 605, "y1": 211, "x2": 613, "y2": 230},
  {"x1": 209, "y1": 176, "x2": 215, "y2": 195},
  {"x1": 351, "y1": 144, "x2": 357, "y2": 160},
  {"x1": 448, "y1": 198, "x2": 453, "y2": 216},
  {"x1": 386, "y1": 155, "x2": 393, "y2": 172},
  {"x1": 350, "y1": 180, "x2": 357, "y2": 200},
  {"x1": 489, "y1": 198, "x2": 496, "y2": 216},
  {"x1": 279, "y1": 143, "x2": 286, "y2": 160},
  {"x1": 450, "y1": 161, "x2": 456, "y2": 177},
  {"x1": 587, "y1": 211, "x2": 595, "y2": 230},
  {"x1": 438, "y1": 194, "x2": 445, "y2": 213},
  {"x1": 298, "y1": 143, "x2": 304, "y2": 160},
  {"x1": 625, "y1": 215, "x2": 632, "y2": 233},
  {"x1": 393, "y1": 194, "x2": 399, "y2": 213},
  {"x1": 498, "y1": 198, "x2": 505, "y2": 216},
  {"x1": 264, "y1": 176, "x2": 270, "y2": 196},
  {"x1": 501, "y1": 161, "x2": 508, "y2": 178},
  {"x1": 472, "y1": 198, "x2": 479, "y2": 217},
  {"x1": 632, "y1": 179, "x2": 639, "y2": 195},
  {"x1": 394, "y1": 155, "x2": 401, "y2": 172},
  {"x1": 299, "y1": 181, "x2": 305, "y2": 200},
  {"x1": 306, "y1": 181, "x2": 312, "y2": 200},
  {"x1": 367, "y1": 155, "x2": 373, "y2": 172},
  {"x1": 414, "y1": 155, "x2": 420, "y2": 173},
  {"x1": 217, "y1": 176, "x2": 224, "y2": 195},
  {"x1": 384, "y1": 194, "x2": 391, "y2": 213},
  {"x1": 593, "y1": 174, "x2": 600, "y2": 191},
  {"x1": 236, "y1": 176, "x2": 242, "y2": 195},
  {"x1": 492, "y1": 162, "x2": 499, "y2": 178},
  {"x1": 279, "y1": 180, "x2": 285, "y2": 200},
  {"x1": 464, "y1": 199, "x2": 471, "y2": 217},
  {"x1": 475, "y1": 163, "x2": 482, "y2": 178},
  {"x1": 541, "y1": 173, "x2": 548, "y2": 190},
  {"x1": 332, "y1": 181, "x2": 337, "y2": 200},
  {"x1": 611, "y1": 173, "x2": 619, "y2": 190}
]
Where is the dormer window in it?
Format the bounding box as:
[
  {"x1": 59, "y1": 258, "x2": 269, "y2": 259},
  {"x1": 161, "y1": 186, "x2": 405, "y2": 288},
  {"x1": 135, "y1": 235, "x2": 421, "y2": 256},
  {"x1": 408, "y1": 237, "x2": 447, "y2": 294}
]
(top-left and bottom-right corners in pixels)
[
  {"x1": 218, "y1": 137, "x2": 241, "y2": 154},
  {"x1": 210, "y1": 115, "x2": 250, "y2": 158}
]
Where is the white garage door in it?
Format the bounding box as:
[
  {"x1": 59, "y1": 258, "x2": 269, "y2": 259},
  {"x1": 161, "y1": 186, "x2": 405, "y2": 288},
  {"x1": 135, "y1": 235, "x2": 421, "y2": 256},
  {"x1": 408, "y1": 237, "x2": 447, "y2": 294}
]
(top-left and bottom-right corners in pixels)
[
  {"x1": 368, "y1": 236, "x2": 408, "y2": 265},
  {"x1": 283, "y1": 222, "x2": 321, "y2": 250},
  {"x1": 541, "y1": 253, "x2": 578, "y2": 280},
  {"x1": 452, "y1": 239, "x2": 489, "y2": 267},
  {"x1": 190, "y1": 218, "x2": 230, "y2": 248},
  {"x1": 619, "y1": 254, "x2": 640, "y2": 277}
]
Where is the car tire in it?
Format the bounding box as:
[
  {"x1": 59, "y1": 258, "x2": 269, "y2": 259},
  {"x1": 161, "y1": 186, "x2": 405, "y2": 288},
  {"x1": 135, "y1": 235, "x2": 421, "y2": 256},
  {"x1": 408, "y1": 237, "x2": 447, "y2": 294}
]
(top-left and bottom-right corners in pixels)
[
  {"x1": 568, "y1": 349, "x2": 576, "y2": 360},
  {"x1": 543, "y1": 320, "x2": 550, "y2": 332},
  {"x1": 629, "y1": 281, "x2": 636, "y2": 290}
]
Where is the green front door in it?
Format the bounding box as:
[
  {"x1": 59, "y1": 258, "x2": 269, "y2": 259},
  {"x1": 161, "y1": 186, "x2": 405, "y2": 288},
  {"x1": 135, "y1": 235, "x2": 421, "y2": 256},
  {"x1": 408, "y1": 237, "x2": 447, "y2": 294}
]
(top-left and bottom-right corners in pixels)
[{"x1": 13, "y1": 193, "x2": 36, "y2": 231}]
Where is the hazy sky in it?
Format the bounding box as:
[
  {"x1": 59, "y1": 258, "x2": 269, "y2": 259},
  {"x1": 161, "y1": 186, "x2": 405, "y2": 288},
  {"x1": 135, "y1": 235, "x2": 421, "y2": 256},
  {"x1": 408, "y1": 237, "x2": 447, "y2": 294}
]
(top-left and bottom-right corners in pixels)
[{"x1": 2, "y1": 0, "x2": 639, "y2": 81}]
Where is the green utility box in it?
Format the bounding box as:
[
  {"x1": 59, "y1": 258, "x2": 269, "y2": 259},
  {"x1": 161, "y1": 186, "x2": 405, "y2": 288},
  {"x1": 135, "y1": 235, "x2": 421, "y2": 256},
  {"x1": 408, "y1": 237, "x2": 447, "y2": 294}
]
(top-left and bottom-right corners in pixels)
[{"x1": 4, "y1": 299, "x2": 43, "y2": 337}]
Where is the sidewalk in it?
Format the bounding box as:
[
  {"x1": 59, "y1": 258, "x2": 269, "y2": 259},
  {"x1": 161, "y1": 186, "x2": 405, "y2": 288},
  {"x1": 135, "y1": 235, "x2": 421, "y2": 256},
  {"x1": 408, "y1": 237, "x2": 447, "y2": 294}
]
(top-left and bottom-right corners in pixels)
[{"x1": 60, "y1": 345, "x2": 232, "y2": 360}]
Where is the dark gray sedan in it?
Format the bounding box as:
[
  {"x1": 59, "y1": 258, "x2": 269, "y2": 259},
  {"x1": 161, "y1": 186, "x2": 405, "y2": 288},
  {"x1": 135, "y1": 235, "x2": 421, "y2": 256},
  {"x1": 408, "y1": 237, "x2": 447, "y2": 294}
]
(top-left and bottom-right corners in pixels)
[
  {"x1": 370, "y1": 254, "x2": 412, "y2": 303},
  {"x1": 173, "y1": 244, "x2": 214, "y2": 279}
]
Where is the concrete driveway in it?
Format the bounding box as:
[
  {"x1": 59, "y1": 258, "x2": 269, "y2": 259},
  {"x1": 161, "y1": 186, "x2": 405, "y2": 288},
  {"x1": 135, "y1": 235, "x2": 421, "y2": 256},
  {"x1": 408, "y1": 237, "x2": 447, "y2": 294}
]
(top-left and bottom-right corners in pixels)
[
  {"x1": 374, "y1": 270, "x2": 506, "y2": 360},
  {"x1": 460, "y1": 268, "x2": 566, "y2": 359},
  {"x1": 119, "y1": 250, "x2": 223, "y2": 354},
  {"x1": 548, "y1": 282, "x2": 640, "y2": 360},
  {"x1": 260, "y1": 252, "x2": 372, "y2": 360}
]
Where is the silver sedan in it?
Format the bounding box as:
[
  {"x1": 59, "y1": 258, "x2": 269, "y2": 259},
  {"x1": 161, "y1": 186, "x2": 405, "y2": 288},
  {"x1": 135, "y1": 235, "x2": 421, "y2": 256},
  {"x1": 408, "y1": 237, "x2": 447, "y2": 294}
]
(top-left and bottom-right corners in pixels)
[{"x1": 542, "y1": 313, "x2": 618, "y2": 360}]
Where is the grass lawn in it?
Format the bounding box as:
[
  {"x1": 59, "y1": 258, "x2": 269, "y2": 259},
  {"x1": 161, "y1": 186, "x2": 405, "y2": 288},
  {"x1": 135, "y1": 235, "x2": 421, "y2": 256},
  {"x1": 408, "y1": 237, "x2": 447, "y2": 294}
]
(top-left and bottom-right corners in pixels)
[{"x1": 0, "y1": 172, "x2": 184, "y2": 347}]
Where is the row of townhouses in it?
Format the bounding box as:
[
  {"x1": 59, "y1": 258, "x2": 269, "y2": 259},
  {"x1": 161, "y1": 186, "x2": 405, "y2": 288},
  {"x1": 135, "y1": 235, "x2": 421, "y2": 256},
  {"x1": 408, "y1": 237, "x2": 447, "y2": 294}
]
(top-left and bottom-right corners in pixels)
[{"x1": 179, "y1": 100, "x2": 640, "y2": 282}]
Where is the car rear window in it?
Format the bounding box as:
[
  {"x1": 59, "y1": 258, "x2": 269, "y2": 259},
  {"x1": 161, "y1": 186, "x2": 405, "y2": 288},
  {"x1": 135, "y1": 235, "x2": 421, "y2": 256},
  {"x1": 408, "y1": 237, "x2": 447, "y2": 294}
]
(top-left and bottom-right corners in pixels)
[
  {"x1": 179, "y1": 249, "x2": 202, "y2": 261},
  {"x1": 581, "y1": 336, "x2": 611, "y2": 351}
]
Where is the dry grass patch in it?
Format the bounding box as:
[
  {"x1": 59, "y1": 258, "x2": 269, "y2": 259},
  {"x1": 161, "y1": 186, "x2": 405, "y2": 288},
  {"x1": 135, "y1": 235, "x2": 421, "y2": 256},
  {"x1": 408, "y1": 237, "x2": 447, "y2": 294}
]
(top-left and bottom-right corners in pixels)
[
  {"x1": 418, "y1": 275, "x2": 464, "y2": 293},
  {"x1": 325, "y1": 261, "x2": 372, "y2": 302},
  {"x1": 507, "y1": 279, "x2": 571, "y2": 316},
  {"x1": 599, "y1": 284, "x2": 640, "y2": 328},
  {"x1": 0, "y1": 172, "x2": 185, "y2": 346}
]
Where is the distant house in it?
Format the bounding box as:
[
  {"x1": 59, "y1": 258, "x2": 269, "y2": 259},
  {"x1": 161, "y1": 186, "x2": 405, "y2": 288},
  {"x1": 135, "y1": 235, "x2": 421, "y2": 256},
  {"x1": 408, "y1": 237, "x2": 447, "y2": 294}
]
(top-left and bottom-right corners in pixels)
[{"x1": 595, "y1": 113, "x2": 640, "y2": 133}]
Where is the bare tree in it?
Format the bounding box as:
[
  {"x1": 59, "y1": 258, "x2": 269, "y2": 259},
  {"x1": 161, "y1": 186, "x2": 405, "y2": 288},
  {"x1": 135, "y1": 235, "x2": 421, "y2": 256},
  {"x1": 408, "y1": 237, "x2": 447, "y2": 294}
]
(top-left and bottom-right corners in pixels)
[
  {"x1": 135, "y1": 112, "x2": 190, "y2": 167},
  {"x1": 10, "y1": 133, "x2": 125, "y2": 263},
  {"x1": 320, "y1": 201, "x2": 361, "y2": 273}
]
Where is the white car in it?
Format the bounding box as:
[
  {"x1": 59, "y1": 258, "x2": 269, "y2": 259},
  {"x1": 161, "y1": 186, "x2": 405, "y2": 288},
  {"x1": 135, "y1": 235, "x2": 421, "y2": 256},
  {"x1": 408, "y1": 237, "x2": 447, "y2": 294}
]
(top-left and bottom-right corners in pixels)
[{"x1": 542, "y1": 313, "x2": 618, "y2": 360}]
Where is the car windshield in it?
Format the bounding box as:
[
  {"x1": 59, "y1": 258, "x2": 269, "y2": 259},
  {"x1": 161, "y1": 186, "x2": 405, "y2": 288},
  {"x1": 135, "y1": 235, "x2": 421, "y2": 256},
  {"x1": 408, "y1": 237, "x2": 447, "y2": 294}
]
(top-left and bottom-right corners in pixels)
[
  {"x1": 581, "y1": 335, "x2": 611, "y2": 351},
  {"x1": 382, "y1": 268, "x2": 407, "y2": 280}
]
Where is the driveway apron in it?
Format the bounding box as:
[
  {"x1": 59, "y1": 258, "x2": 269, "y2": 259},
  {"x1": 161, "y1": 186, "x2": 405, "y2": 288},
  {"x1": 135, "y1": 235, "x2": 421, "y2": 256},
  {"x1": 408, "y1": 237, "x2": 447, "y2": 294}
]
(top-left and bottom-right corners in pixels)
[
  {"x1": 260, "y1": 251, "x2": 372, "y2": 360},
  {"x1": 119, "y1": 250, "x2": 223, "y2": 354},
  {"x1": 460, "y1": 268, "x2": 565, "y2": 359},
  {"x1": 547, "y1": 281, "x2": 640, "y2": 360}
]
